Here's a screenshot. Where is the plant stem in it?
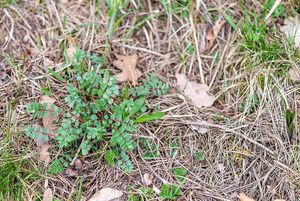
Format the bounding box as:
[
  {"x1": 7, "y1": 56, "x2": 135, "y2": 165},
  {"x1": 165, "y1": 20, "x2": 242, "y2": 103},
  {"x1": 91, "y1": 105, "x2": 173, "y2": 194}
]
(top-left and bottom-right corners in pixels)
[{"x1": 70, "y1": 136, "x2": 85, "y2": 166}]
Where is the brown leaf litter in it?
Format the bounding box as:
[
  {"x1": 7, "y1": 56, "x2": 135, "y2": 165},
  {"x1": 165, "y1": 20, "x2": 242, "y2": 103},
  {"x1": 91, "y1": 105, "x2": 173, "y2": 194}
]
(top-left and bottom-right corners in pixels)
[
  {"x1": 280, "y1": 15, "x2": 300, "y2": 48},
  {"x1": 176, "y1": 73, "x2": 215, "y2": 108},
  {"x1": 66, "y1": 37, "x2": 79, "y2": 63},
  {"x1": 40, "y1": 95, "x2": 59, "y2": 139},
  {"x1": 39, "y1": 144, "x2": 51, "y2": 166},
  {"x1": 143, "y1": 173, "x2": 153, "y2": 186},
  {"x1": 288, "y1": 67, "x2": 300, "y2": 82},
  {"x1": 205, "y1": 19, "x2": 226, "y2": 51},
  {"x1": 88, "y1": 188, "x2": 123, "y2": 201},
  {"x1": 237, "y1": 193, "x2": 255, "y2": 201},
  {"x1": 112, "y1": 54, "x2": 141, "y2": 86}
]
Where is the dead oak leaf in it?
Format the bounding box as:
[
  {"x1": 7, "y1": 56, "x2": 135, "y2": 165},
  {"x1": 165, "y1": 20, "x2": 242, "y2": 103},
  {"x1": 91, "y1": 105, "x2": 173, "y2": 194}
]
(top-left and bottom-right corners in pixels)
[
  {"x1": 112, "y1": 54, "x2": 141, "y2": 86},
  {"x1": 238, "y1": 193, "x2": 255, "y2": 201},
  {"x1": 143, "y1": 173, "x2": 153, "y2": 186},
  {"x1": 40, "y1": 95, "x2": 58, "y2": 138},
  {"x1": 176, "y1": 73, "x2": 215, "y2": 108},
  {"x1": 39, "y1": 144, "x2": 51, "y2": 166},
  {"x1": 205, "y1": 19, "x2": 226, "y2": 51},
  {"x1": 89, "y1": 188, "x2": 123, "y2": 201},
  {"x1": 280, "y1": 16, "x2": 300, "y2": 48},
  {"x1": 288, "y1": 67, "x2": 300, "y2": 81}
]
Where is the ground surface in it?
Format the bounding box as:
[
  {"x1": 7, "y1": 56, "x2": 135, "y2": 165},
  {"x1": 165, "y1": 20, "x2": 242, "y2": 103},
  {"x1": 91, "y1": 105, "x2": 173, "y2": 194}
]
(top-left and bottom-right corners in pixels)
[{"x1": 1, "y1": 0, "x2": 300, "y2": 201}]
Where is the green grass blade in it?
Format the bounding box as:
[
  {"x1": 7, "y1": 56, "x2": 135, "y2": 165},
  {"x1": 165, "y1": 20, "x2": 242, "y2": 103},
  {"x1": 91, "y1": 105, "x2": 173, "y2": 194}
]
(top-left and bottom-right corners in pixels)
[
  {"x1": 134, "y1": 112, "x2": 165, "y2": 124},
  {"x1": 48, "y1": 68, "x2": 65, "y2": 83},
  {"x1": 223, "y1": 12, "x2": 238, "y2": 31},
  {"x1": 285, "y1": 109, "x2": 295, "y2": 140}
]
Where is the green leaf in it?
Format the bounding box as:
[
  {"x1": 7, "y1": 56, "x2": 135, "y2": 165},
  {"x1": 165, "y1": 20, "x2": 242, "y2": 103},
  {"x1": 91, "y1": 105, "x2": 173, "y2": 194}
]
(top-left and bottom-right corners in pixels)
[
  {"x1": 129, "y1": 96, "x2": 146, "y2": 118},
  {"x1": 159, "y1": 184, "x2": 183, "y2": 200},
  {"x1": 194, "y1": 151, "x2": 205, "y2": 161},
  {"x1": 48, "y1": 159, "x2": 65, "y2": 174},
  {"x1": 48, "y1": 68, "x2": 65, "y2": 83},
  {"x1": 104, "y1": 150, "x2": 117, "y2": 166},
  {"x1": 173, "y1": 168, "x2": 188, "y2": 182},
  {"x1": 41, "y1": 86, "x2": 52, "y2": 96},
  {"x1": 223, "y1": 12, "x2": 238, "y2": 31},
  {"x1": 134, "y1": 112, "x2": 165, "y2": 124},
  {"x1": 286, "y1": 109, "x2": 295, "y2": 140}
]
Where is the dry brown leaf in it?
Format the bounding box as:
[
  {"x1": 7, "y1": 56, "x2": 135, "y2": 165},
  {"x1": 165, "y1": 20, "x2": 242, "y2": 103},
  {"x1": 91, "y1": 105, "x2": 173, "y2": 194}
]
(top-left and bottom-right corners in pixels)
[
  {"x1": 66, "y1": 37, "x2": 78, "y2": 63},
  {"x1": 143, "y1": 173, "x2": 153, "y2": 186},
  {"x1": 238, "y1": 193, "x2": 255, "y2": 201},
  {"x1": 39, "y1": 144, "x2": 51, "y2": 166},
  {"x1": 112, "y1": 54, "x2": 141, "y2": 86},
  {"x1": 74, "y1": 159, "x2": 83, "y2": 170},
  {"x1": 88, "y1": 188, "x2": 123, "y2": 201},
  {"x1": 40, "y1": 95, "x2": 58, "y2": 138},
  {"x1": 289, "y1": 67, "x2": 300, "y2": 81},
  {"x1": 205, "y1": 19, "x2": 226, "y2": 51},
  {"x1": 274, "y1": 199, "x2": 286, "y2": 201},
  {"x1": 176, "y1": 73, "x2": 215, "y2": 108},
  {"x1": 280, "y1": 16, "x2": 300, "y2": 48},
  {"x1": 65, "y1": 167, "x2": 79, "y2": 177},
  {"x1": 42, "y1": 188, "x2": 53, "y2": 201}
]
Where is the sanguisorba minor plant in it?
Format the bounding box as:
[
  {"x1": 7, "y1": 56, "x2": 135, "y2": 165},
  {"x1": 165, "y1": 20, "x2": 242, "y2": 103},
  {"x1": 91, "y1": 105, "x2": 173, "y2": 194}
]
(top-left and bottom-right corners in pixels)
[{"x1": 25, "y1": 49, "x2": 169, "y2": 173}]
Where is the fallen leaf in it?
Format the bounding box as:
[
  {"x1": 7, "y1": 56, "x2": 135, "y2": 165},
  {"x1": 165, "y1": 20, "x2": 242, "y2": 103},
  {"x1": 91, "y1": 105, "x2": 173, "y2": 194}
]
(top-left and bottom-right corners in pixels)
[
  {"x1": 112, "y1": 54, "x2": 141, "y2": 86},
  {"x1": 44, "y1": 58, "x2": 55, "y2": 68},
  {"x1": 205, "y1": 19, "x2": 226, "y2": 51},
  {"x1": 39, "y1": 144, "x2": 51, "y2": 166},
  {"x1": 74, "y1": 159, "x2": 83, "y2": 170},
  {"x1": 190, "y1": 120, "x2": 210, "y2": 134},
  {"x1": 238, "y1": 193, "x2": 255, "y2": 201},
  {"x1": 274, "y1": 199, "x2": 286, "y2": 201},
  {"x1": 66, "y1": 37, "x2": 78, "y2": 63},
  {"x1": 280, "y1": 16, "x2": 300, "y2": 48},
  {"x1": 40, "y1": 95, "x2": 58, "y2": 138},
  {"x1": 176, "y1": 74, "x2": 215, "y2": 108},
  {"x1": 89, "y1": 188, "x2": 123, "y2": 201},
  {"x1": 143, "y1": 173, "x2": 153, "y2": 186},
  {"x1": 65, "y1": 167, "x2": 79, "y2": 177},
  {"x1": 42, "y1": 188, "x2": 53, "y2": 201},
  {"x1": 288, "y1": 67, "x2": 300, "y2": 81}
]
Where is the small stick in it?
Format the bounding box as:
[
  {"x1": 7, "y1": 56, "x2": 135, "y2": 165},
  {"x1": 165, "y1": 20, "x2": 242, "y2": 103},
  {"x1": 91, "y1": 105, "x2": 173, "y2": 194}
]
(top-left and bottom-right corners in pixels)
[
  {"x1": 2, "y1": 9, "x2": 14, "y2": 50},
  {"x1": 209, "y1": 31, "x2": 231, "y2": 89},
  {"x1": 190, "y1": 15, "x2": 205, "y2": 84},
  {"x1": 70, "y1": 136, "x2": 86, "y2": 166},
  {"x1": 265, "y1": 0, "x2": 282, "y2": 21}
]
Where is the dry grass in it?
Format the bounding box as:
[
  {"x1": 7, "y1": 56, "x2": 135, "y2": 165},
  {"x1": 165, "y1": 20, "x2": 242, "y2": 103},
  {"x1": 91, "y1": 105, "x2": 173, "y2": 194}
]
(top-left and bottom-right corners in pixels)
[{"x1": 1, "y1": 0, "x2": 300, "y2": 200}]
